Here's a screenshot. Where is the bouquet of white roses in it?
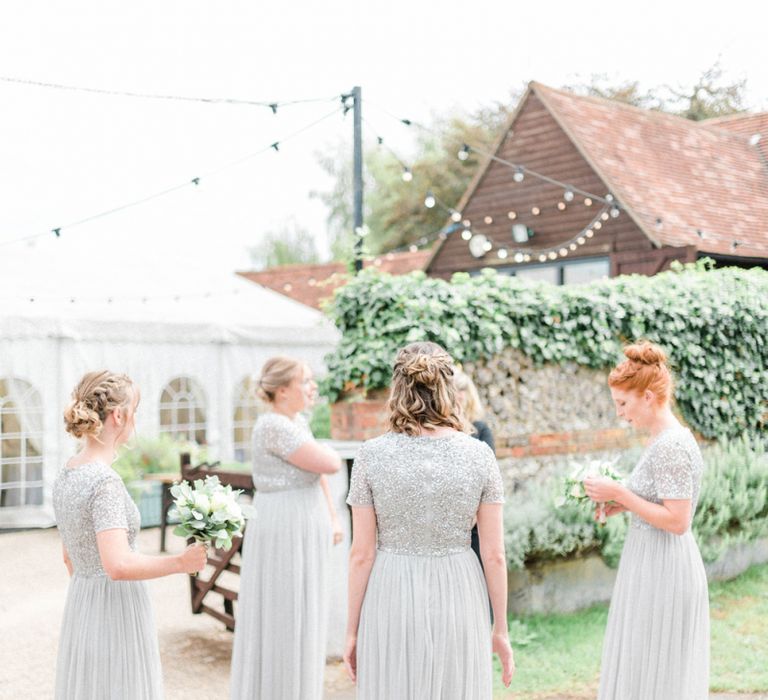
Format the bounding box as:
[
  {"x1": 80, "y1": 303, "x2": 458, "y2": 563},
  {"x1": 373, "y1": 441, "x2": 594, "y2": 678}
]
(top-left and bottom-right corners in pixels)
[
  {"x1": 554, "y1": 459, "x2": 623, "y2": 524},
  {"x1": 170, "y1": 475, "x2": 255, "y2": 551}
]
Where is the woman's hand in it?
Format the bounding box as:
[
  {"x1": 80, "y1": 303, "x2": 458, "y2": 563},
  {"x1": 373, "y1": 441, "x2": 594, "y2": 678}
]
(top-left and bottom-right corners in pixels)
[
  {"x1": 343, "y1": 634, "x2": 358, "y2": 682},
  {"x1": 331, "y1": 516, "x2": 343, "y2": 546},
  {"x1": 602, "y1": 502, "x2": 627, "y2": 517},
  {"x1": 492, "y1": 632, "x2": 515, "y2": 687},
  {"x1": 583, "y1": 476, "x2": 624, "y2": 504},
  {"x1": 178, "y1": 543, "x2": 208, "y2": 574}
]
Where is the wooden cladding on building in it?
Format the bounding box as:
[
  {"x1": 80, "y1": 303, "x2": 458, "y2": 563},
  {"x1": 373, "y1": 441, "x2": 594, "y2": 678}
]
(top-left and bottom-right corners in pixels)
[{"x1": 427, "y1": 93, "x2": 657, "y2": 278}]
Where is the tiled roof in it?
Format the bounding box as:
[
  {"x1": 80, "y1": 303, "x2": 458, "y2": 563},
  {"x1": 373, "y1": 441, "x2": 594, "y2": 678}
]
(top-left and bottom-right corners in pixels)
[
  {"x1": 533, "y1": 83, "x2": 768, "y2": 258},
  {"x1": 237, "y1": 249, "x2": 431, "y2": 309}
]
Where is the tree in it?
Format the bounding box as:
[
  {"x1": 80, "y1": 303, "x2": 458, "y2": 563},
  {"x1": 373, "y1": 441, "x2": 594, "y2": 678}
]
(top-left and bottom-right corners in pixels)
[
  {"x1": 567, "y1": 62, "x2": 746, "y2": 120},
  {"x1": 248, "y1": 218, "x2": 320, "y2": 270}
]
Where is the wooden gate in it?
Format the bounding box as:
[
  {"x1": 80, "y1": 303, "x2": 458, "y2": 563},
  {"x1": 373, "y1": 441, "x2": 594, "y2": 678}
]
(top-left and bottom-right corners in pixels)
[{"x1": 180, "y1": 453, "x2": 254, "y2": 631}]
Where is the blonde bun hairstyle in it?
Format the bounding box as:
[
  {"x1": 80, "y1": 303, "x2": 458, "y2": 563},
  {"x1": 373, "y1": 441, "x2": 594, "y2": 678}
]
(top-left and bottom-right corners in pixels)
[
  {"x1": 257, "y1": 357, "x2": 303, "y2": 403},
  {"x1": 608, "y1": 341, "x2": 674, "y2": 404},
  {"x1": 387, "y1": 341, "x2": 471, "y2": 435},
  {"x1": 63, "y1": 370, "x2": 134, "y2": 439}
]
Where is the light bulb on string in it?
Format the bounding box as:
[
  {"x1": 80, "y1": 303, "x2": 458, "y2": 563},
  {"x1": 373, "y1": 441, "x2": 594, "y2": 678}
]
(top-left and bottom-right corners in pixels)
[
  {"x1": 461, "y1": 229, "x2": 473, "y2": 241},
  {"x1": 538, "y1": 254, "x2": 547, "y2": 262},
  {"x1": 559, "y1": 248, "x2": 568, "y2": 257},
  {"x1": 451, "y1": 210, "x2": 462, "y2": 222},
  {"x1": 424, "y1": 191, "x2": 436, "y2": 208},
  {"x1": 593, "y1": 221, "x2": 602, "y2": 230},
  {"x1": 557, "y1": 202, "x2": 566, "y2": 211},
  {"x1": 507, "y1": 211, "x2": 517, "y2": 220},
  {"x1": 497, "y1": 248, "x2": 508, "y2": 259},
  {"x1": 601, "y1": 212, "x2": 610, "y2": 221},
  {"x1": 513, "y1": 167, "x2": 525, "y2": 183},
  {"x1": 564, "y1": 189, "x2": 575, "y2": 202},
  {"x1": 610, "y1": 207, "x2": 620, "y2": 218},
  {"x1": 531, "y1": 207, "x2": 540, "y2": 216},
  {"x1": 586, "y1": 229, "x2": 595, "y2": 238},
  {"x1": 584, "y1": 198, "x2": 593, "y2": 207},
  {"x1": 402, "y1": 167, "x2": 413, "y2": 182},
  {"x1": 577, "y1": 236, "x2": 586, "y2": 245},
  {"x1": 548, "y1": 251, "x2": 557, "y2": 260},
  {"x1": 484, "y1": 216, "x2": 493, "y2": 224},
  {"x1": 514, "y1": 252, "x2": 525, "y2": 263},
  {"x1": 605, "y1": 194, "x2": 614, "y2": 202},
  {"x1": 569, "y1": 243, "x2": 577, "y2": 251},
  {"x1": 458, "y1": 144, "x2": 470, "y2": 161},
  {"x1": 462, "y1": 218, "x2": 471, "y2": 227},
  {"x1": 483, "y1": 240, "x2": 493, "y2": 252}
]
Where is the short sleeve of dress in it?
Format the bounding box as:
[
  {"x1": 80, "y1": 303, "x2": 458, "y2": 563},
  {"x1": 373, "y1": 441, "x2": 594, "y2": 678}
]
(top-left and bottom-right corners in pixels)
[
  {"x1": 652, "y1": 438, "x2": 694, "y2": 500},
  {"x1": 90, "y1": 476, "x2": 129, "y2": 532},
  {"x1": 346, "y1": 449, "x2": 374, "y2": 507},
  {"x1": 260, "y1": 414, "x2": 309, "y2": 460},
  {"x1": 480, "y1": 447, "x2": 505, "y2": 504}
]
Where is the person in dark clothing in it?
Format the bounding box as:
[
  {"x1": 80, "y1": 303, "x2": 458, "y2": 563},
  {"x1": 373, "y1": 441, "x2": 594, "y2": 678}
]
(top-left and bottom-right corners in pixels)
[{"x1": 454, "y1": 370, "x2": 495, "y2": 568}]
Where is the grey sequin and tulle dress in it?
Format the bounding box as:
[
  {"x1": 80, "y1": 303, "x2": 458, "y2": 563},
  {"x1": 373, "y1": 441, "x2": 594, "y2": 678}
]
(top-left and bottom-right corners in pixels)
[
  {"x1": 599, "y1": 425, "x2": 710, "y2": 700},
  {"x1": 230, "y1": 412, "x2": 331, "y2": 700},
  {"x1": 53, "y1": 462, "x2": 163, "y2": 700},
  {"x1": 347, "y1": 431, "x2": 505, "y2": 700}
]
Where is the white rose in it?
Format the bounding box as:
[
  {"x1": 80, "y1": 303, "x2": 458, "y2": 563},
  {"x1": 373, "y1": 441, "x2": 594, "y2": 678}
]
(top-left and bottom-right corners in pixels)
[
  {"x1": 194, "y1": 493, "x2": 211, "y2": 514},
  {"x1": 570, "y1": 483, "x2": 584, "y2": 499},
  {"x1": 211, "y1": 492, "x2": 229, "y2": 511}
]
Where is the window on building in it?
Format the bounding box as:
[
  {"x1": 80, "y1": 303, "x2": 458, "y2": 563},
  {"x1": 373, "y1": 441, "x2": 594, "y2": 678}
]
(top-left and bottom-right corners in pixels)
[
  {"x1": 0, "y1": 378, "x2": 44, "y2": 508},
  {"x1": 506, "y1": 257, "x2": 610, "y2": 286},
  {"x1": 159, "y1": 376, "x2": 207, "y2": 444},
  {"x1": 232, "y1": 376, "x2": 265, "y2": 463}
]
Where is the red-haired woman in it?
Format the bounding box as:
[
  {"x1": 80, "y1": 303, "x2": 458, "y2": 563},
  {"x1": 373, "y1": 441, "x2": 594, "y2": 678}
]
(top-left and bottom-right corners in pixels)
[{"x1": 584, "y1": 342, "x2": 709, "y2": 700}]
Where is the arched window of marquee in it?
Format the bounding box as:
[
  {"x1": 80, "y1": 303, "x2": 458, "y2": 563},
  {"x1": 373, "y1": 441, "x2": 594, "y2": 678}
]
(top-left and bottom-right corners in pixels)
[
  {"x1": 0, "y1": 378, "x2": 44, "y2": 508},
  {"x1": 232, "y1": 375, "x2": 265, "y2": 463},
  {"x1": 159, "y1": 376, "x2": 207, "y2": 445}
]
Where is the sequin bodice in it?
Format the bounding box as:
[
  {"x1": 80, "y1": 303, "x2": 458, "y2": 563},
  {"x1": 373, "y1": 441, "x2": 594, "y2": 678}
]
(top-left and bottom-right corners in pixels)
[
  {"x1": 53, "y1": 462, "x2": 139, "y2": 576},
  {"x1": 347, "y1": 432, "x2": 504, "y2": 556},
  {"x1": 627, "y1": 426, "x2": 704, "y2": 532},
  {"x1": 251, "y1": 412, "x2": 319, "y2": 492}
]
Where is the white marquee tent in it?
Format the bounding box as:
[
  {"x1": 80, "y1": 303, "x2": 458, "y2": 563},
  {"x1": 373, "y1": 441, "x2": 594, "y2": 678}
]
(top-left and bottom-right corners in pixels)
[{"x1": 0, "y1": 272, "x2": 339, "y2": 528}]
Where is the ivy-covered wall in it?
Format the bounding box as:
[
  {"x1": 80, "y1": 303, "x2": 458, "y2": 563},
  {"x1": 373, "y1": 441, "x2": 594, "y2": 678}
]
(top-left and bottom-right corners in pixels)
[{"x1": 322, "y1": 261, "x2": 767, "y2": 440}]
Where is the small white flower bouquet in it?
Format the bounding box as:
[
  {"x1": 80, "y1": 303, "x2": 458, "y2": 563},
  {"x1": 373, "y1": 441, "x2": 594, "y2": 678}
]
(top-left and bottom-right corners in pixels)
[
  {"x1": 554, "y1": 459, "x2": 623, "y2": 524},
  {"x1": 170, "y1": 475, "x2": 255, "y2": 551}
]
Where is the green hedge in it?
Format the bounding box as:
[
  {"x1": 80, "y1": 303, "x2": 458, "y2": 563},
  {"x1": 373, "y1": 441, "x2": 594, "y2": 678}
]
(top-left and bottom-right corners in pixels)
[
  {"x1": 321, "y1": 261, "x2": 768, "y2": 439},
  {"x1": 505, "y1": 436, "x2": 768, "y2": 569}
]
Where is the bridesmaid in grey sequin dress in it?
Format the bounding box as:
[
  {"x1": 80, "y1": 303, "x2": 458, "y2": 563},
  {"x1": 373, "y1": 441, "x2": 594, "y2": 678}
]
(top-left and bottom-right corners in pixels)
[
  {"x1": 54, "y1": 371, "x2": 206, "y2": 700},
  {"x1": 230, "y1": 358, "x2": 342, "y2": 700},
  {"x1": 585, "y1": 343, "x2": 710, "y2": 700},
  {"x1": 344, "y1": 342, "x2": 515, "y2": 699}
]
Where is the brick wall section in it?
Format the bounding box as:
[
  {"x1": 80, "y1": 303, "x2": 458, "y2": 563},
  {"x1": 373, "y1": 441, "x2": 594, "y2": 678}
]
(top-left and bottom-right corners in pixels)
[{"x1": 330, "y1": 397, "x2": 645, "y2": 455}]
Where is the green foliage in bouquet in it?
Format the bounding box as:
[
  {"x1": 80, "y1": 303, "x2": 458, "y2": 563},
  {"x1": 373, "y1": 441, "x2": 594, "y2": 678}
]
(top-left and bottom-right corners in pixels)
[
  {"x1": 321, "y1": 261, "x2": 767, "y2": 439},
  {"x1": 170, "y1": 475, "x2": 254, "y2": 551}
]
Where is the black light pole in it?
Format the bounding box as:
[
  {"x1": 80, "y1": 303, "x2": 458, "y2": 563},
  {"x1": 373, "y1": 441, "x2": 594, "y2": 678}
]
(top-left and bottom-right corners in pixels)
[{"x1": 352, "y1": 86, "x2": 364, "y2": 273}]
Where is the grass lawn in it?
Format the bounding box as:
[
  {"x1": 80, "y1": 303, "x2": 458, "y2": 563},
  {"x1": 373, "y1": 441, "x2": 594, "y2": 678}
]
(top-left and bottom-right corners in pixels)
[{"x1": 492, "y1": 563, "x2": 768, "y2": 699}]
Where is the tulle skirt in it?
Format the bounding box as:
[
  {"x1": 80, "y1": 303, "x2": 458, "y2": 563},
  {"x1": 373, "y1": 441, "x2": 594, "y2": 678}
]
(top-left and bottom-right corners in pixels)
[
  {"x1": 55, "y1": 574, "x2": 163, "y2": 699},
  {"x1": 356, "y1": 548, "x2": 493, "y2": 700},
  {"x1": 598, "y1": 526, "x2": 710, "y2": 700},
  {"x1": 230, "y1": 484, "x2": 331, "y2": 700}
]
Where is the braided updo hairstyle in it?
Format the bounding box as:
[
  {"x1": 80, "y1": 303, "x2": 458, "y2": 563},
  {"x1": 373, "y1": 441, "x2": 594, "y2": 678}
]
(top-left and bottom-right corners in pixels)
[
  {"x1": 387, "y1": 342, "x2": 471, "y2": 436},
  {"x1": 608, "y1": 341, "x2": 674, "y2": 404},
  {"x1": 63, "y1": 370, "x2": 135, "y2": 439}
]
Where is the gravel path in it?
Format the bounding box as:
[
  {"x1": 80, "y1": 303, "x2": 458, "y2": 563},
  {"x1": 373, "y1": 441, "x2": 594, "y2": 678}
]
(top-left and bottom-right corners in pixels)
[{"x1": 0, "y1": 527, "x2": 765, "y2": 699}]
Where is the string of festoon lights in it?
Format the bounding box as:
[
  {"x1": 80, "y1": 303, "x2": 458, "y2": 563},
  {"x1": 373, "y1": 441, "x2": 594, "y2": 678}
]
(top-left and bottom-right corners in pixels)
[
  {"x1": 369, "y1": 102, "x2": 623, "y2": 261},
  {"x1": 0, "y1": 102, "x2": 346, "y2": 249},
  {"x1": 0, "y1": 285, "x2": 253, "y2": 306},
  {"x1": 0, "y1": 75, "x2": 340, "y2": 112}
]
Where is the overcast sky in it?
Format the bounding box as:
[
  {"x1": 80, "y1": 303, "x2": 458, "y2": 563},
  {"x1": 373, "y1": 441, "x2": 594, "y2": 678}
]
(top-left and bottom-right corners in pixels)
[{"x1": 0, "y1": 0, "x2": 765, "y2": 301}]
